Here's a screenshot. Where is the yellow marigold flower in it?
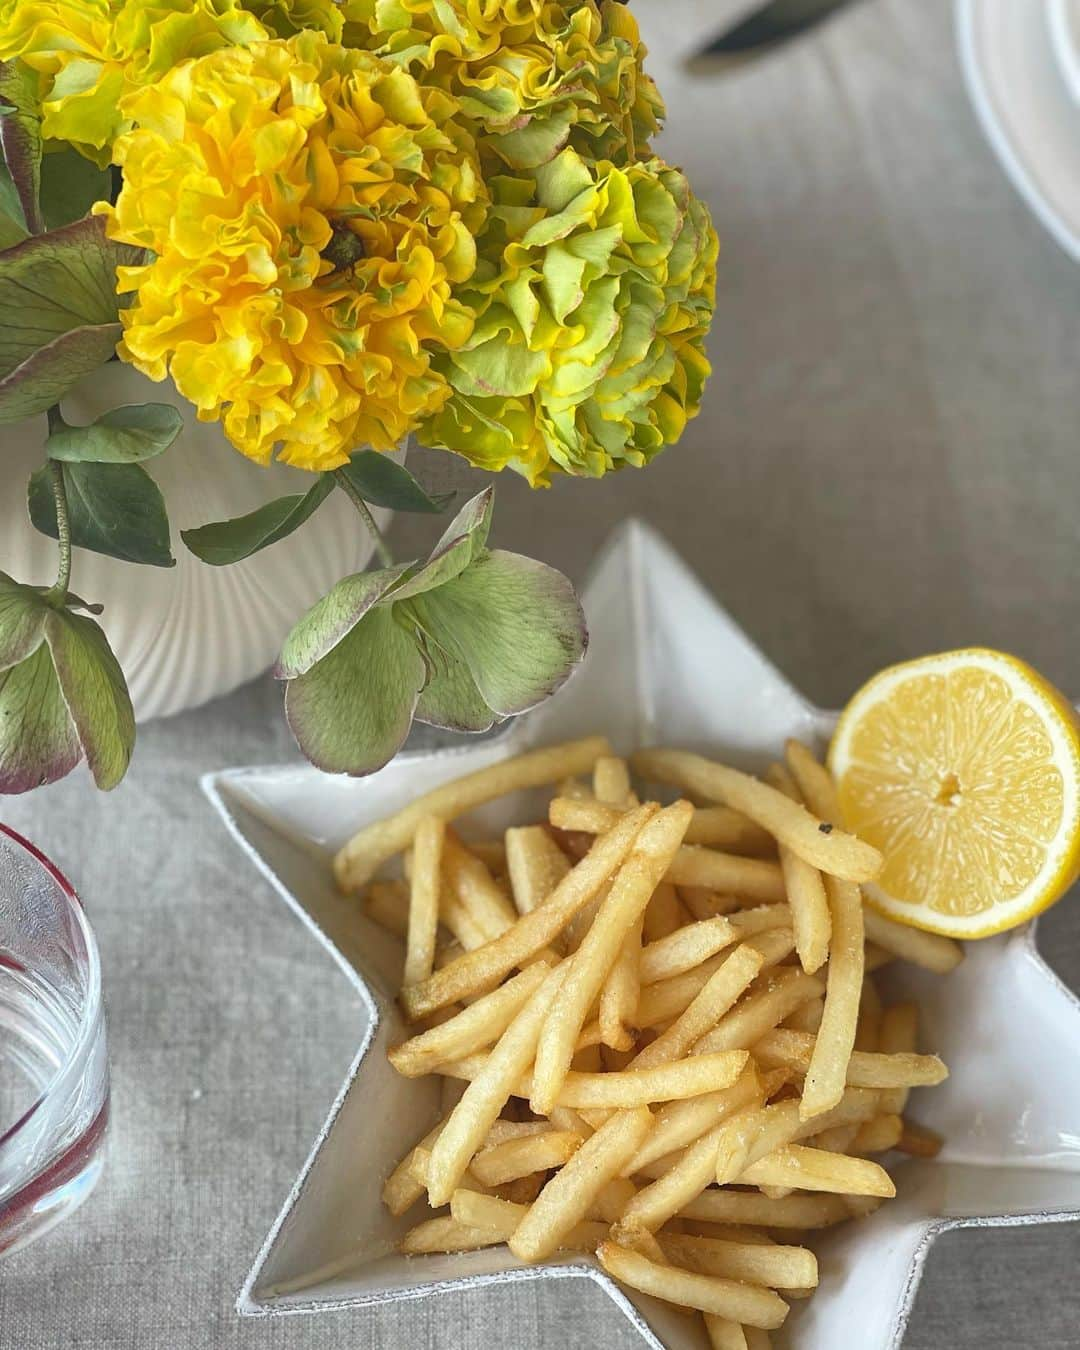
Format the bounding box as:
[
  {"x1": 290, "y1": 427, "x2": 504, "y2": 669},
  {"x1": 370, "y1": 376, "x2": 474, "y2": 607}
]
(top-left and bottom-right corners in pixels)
[
  {"x1": 343, "y1": 0, "x2": 664, "y2": 169},
  {"x1": 0, "y1": 0, "x2": 342, "y2": 162},
  {"x1": 419, "y1": 147, "x2": 718, "y2": 485},
  {"x1": 100, "y1": 32, "x2": 485, "y2": 470}
]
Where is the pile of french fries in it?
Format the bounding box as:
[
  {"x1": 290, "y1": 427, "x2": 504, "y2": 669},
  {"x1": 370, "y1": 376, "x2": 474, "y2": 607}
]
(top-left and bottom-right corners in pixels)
[{"x1": 334, "y1": 736, "x2": 962, "y2": 1349}]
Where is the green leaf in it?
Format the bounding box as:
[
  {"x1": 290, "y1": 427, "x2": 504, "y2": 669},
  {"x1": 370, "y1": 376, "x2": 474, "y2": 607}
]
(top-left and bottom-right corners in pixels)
[
  {"x1": 43, "y1": 607, "x2": 133, "y2": 789},
  {"x1": 40, "y1": 145, "x2": 111, "y2": 230},
  {"x1": 0, "y1": 215, "x2": 143, "y2": 422},
  {"x1": 0, "y1": 322, "x2": 123, "y2": 422},
  {"x1": 284, "y1": 605, "x2": 427, "y2": 775},
  {"x1": 0, "y1": 60, "x2": 43, "y2": 234},
  {"x1": 407, "y1": 548, "x2": 586, "y2": 717},
  {"x1": 47, "y1": 402, "x2": 183, "y2": 464},
  {"x1": 182, "y1": 475, "x2": 334, "y2": 566},
  {"x1": 0, "y1": 160, "x2": 25, "y2": 238},
  {"x1": 413, "y1": 641, "x2": 499, "y2": 733},
  {"x1": 29, "y1": 460, "x2": 175, "y2": 567},
  {"x1": 0, "y1": 643, "x2": 81, "y2": 793},
  {"x1": 390, "y1": 486, "x2": 494, "y2": 602},
  {"x1": 274, "y1": 562, "x2": 412, "y2": 678},
  {"x1": 0, "y1": 571, "x2": 48, "y2": 671},
  {"x1": 336, "y1": 450, "x2": 453, "y2": 514}
]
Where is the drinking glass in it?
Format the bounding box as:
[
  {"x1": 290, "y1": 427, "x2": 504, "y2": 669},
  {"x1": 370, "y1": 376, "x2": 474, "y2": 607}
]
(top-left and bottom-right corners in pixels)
[{"x1": 0, "y1": 824, "x2": 109, "y2": 1258}]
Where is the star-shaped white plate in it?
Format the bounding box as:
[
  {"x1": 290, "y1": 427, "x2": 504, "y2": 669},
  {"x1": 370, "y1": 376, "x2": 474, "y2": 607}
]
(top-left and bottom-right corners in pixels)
[{"x1": 203, "y1": 521, "x2": 1080, "y2": 1350}]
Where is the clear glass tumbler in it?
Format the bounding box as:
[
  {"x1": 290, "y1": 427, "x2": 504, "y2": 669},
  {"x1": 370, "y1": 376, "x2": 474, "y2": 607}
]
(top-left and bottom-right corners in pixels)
[{"x1": 0, "y1": 824, "x2": 109, "y2": 1258}]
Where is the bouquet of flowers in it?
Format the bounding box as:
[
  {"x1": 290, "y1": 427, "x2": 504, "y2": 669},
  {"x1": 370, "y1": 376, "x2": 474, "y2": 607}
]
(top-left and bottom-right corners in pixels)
[{"x1": 0, "y1": 0, "x2": 718, "y2": 793}]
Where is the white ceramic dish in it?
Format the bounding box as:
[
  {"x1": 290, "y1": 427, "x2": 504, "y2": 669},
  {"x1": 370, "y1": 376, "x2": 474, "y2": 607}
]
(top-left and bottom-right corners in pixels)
[
  {"x1": 1048, "y1": 0, "x2": 1080, "y2": 103},
  {"x1": 204, "y1": 521, "x2": 1080, "y2": 1349},
  {"x1": 957, "y1": 0, "x2": 1080, "y2": 263}
]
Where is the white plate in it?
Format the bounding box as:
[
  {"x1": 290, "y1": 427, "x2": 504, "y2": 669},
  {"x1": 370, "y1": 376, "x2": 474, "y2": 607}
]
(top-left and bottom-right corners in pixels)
[
  {"x1": 1048, "y1": 0, "x2": 1080, "y2": 102},
  {"x1": 958, "y1": 0, "x2": 1080, "y2": 261},
  {"x1": 204, "y1": 521, "x2": 1080, "y2": 1349}
]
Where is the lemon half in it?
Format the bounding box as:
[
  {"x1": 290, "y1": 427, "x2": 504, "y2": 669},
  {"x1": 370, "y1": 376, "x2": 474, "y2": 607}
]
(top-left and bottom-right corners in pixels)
[{"x1": 828, "y1": 649, "x2": 1080, "y2": 938}]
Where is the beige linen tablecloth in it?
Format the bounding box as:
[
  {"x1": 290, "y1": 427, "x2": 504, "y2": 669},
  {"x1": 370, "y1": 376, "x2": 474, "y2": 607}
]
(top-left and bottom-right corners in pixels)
[{"x1": 3, "y1": 2, "x2": 1080, "y2": 1346}]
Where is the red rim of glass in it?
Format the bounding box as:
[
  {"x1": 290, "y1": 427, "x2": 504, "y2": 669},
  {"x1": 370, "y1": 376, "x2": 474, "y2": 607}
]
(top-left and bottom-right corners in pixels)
[{"x1": 0, "y1": 823, "x2": 102, "y2": 1150}]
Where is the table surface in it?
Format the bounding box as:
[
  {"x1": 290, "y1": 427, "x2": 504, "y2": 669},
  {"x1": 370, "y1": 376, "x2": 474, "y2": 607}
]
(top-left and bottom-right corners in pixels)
[{"x1": 4, "y1": 1, "x2": 1080, "y2": 1347}]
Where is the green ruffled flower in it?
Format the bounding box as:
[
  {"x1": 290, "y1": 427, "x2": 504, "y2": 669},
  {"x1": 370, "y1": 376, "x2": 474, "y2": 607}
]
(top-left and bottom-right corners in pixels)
[
  {"x1": 419, "y1": 147, "x2": 718, "y2": 484},
  {"x1": 343, "y1": 0, "x2": 663, "y2": 169}
]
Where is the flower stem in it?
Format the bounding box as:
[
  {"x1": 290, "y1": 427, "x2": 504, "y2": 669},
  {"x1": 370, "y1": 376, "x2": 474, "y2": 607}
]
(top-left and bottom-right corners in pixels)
[
  {"x1": 333, "y1": 469, "x2": 394, "y2": 567},
  {"x1": 46, "y1": 459, "x2": 72, "y2": 606}
]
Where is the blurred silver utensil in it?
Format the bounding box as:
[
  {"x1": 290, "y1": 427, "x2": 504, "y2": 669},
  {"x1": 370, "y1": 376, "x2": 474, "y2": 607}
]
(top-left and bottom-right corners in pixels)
[{"x1": 687, "y1": 0, "x2": 864, "y2": 72}]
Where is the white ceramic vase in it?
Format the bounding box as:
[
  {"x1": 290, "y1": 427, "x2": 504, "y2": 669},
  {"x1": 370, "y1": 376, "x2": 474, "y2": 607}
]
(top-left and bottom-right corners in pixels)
[{"x1": 1, "y1": 364, "x2": 392, "y2": 721}]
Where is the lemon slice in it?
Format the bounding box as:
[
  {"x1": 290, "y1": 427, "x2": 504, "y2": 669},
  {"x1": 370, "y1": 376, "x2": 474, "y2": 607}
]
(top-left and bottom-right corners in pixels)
[{"x1": 828, "y1": 649, "x2": 1080, "y2": 938}]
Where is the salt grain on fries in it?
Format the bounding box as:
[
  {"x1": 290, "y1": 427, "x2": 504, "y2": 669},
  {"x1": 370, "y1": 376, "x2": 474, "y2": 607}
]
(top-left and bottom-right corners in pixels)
[{"x1": 352, "y1": 734, "x2": 957, "y2": 1344}]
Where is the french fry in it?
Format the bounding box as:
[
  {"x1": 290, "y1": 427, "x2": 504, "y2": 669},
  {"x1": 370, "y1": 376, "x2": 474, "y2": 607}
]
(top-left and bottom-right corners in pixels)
[
  {"x1": 439, "y1": 885, "x2": 490, "y2": 951},
  {"x1": 399, "y1": 1216, "x2": 501, "y2": 1254},
  {"x1": 390, "y1": 963, "x2": 551, "y2": 1077},
  {"x1": 382, "y1": 1119, "x2": 444, "y2": 1216},
  {"x1": 450, "y1": 1189, "x2": 608, "y2": 1252},
  {"x1": 619, "y1": 1101, "x2": 767, "y2": 1234},
  {"x1": 878, "y1": 1003, "x2": 919, "y2": 1115},
  {"x1": 855, "y1": 977, "x2": 883, "y2": 1053},
  {"x1": 403, "y1": 816, "x2": 444, "y2": 987},
  {"x1": 336, "y1": 736, "x2": 611, "y2": 890},
  {"x1": 630, "y1": 946, "x2": 764, "y2": 1071},
  {"x1": 745, "y1": 1329, "x2": 773, "y2": 1350},
  {"x1": 502, "y1": 1172, "x2": 546, "y2": 1205},
  {"x1": 680, "y1": 887, "x2": 742, "y2": 920},
  {"x1": 401, "y1": 804, "x2": 657, "y2": 1020},
  {"x1": 764, "y1": 763, "x2": 830, "y2": 973},
  {"x1": 863, "y1": 942, "x2": 895, "y2": 974},
  {"x1": 442, "y1": 831, "x2": 519, "y2": 939},
  {"x1": 546, "y1": 1053, "x2": 748, "y2": 1108},
  {"x1": 597, "y1": 1242, "x2": 789, "y2": 1330},
  {"x1": 426, "y1": 964, "x2": 566, "y2": 1207},
  {"x1": 550, "y1": 797, "x2": 775, "y2": 855},
  {"x1": 751, "y1": 1029, "x2": 947, "y2": 1091},
  {"x1": 782, "y1": 998, "x2": 824, "y2": 1033},
  {"x1": 801, "y1": 875, "x2": 863, "y2": 1121},
  {"x1": 484, "y1": 1119, "x2": 554, "y2": 1148},
  {"x1": 599, "y1": 916, "x2": 643, "y2": 1051},
  {"x1": 898, "y1": 1119, "x2": 944, "y2": 1158},
  {"x1": 589, "y1": 1176, "x2": 636, "y2": 1224},
  {"x1": 364, "y1": 880, "x2": 409, "y2": 939},
  {"x1": 666, "y1": 847, "x2": 786, "y2": 903},
  {"x1": 504, "y1": 826, "x2": 571, "y2": 916},
  {"x1": 678, "y1": 1190, "x2": 852, "y2": 1230},
  {"x1": 632, "y1": 748, "x2": 882, "y2": 881},
  {"x1": 694, "y1": 969, "x2": 825, "y2": 1055},
  {"x1": 713, "y1": 1100, "x2": 805, "y2": 1184},
  {"x1": 531, "y1": 801, "x2": 693, "y2": 1114},
  {"x1": 862, "y1": 908, "x2": 964, "y2": 974},
  {"x1": 470, "y1": 1130, "x2": 584, "y2": 1187},
  {"x1": 853, "y1": 1114, "x2": 903, "y2": 1153},
  {"x1": 637, "y1": 926, "x2": 792, "y2": 1029},
  {"x1": 642, "y1": 881, "x2": 684, "y2": 942},
  {"x1": 624, "y1": 1067, "x2": 765, "y2": 1175},
  {"x1": 467, "y1": 839, "x2": 507, "y2": 874},
  {"x1": 593, "y1": 756, "x2": 633, "y2": 805},
  {"x1": 509, "y1": 1107, "x2": 654, "y2": 1263},
  {"x1": 704, "y1": 1317, "x2": 748, "y2": 1350},
  {"x1": 639, "y1": 917, "x2": 739, "y2": 984},
  {"x1": 657, "y1": 1233, "x2": 818, "y2": 1290},
  {"x1": 550, "y1": 1104, "x2": 592, "y2": 1135},
  {"x1": 739, "y1": 1144, "x2": 895, "y2": 1197}
]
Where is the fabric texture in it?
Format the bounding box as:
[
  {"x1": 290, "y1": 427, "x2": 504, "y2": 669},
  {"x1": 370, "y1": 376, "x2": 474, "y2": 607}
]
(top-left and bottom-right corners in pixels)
[{"x1": 4, "y1": 1, "x2": 1080, "y2": 1346}]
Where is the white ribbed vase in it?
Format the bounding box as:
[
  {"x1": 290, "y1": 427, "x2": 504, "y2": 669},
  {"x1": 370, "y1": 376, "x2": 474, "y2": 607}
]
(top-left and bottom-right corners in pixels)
[{"x1": 2, "y1": 364, "x2": 394, "y2": 721}]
